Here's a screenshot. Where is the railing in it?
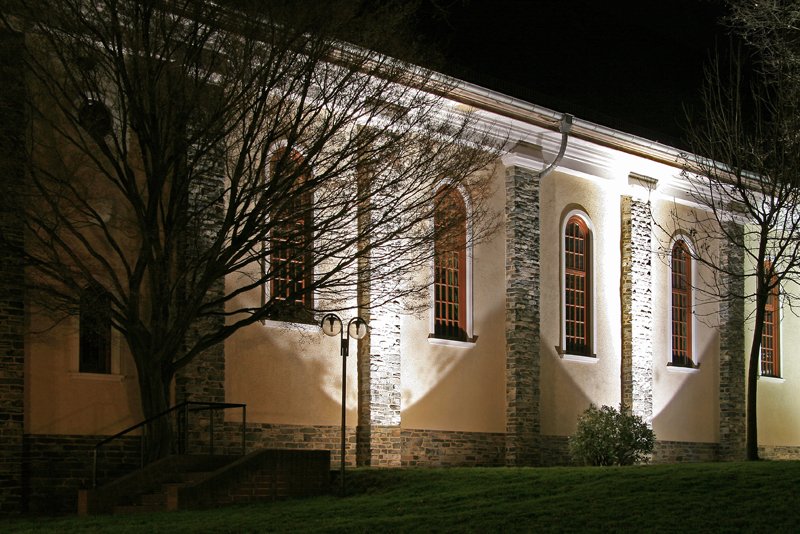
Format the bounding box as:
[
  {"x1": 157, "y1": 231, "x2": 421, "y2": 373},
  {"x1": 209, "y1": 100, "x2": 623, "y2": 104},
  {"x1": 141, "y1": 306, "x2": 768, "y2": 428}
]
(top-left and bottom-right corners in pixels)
[{"x1": 92, "y1": 401, "x2": 246, "y2": 488}]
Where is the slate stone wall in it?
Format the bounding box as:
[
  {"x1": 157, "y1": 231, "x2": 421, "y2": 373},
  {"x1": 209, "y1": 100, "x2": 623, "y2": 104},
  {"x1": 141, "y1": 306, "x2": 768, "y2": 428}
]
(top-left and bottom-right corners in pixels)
[
  {"x1": 759, "y1": 445, "x2": 800, "y2": 460},
  {"x1": 620, "y1": 196, "x2": 654, "y2": 423},
  {"x1": 225, "y1": 422, "x2": 504, "y2": 468},
  {"x1": 504, "y1": 165, "x2": 541, "y2": 466},
  {"x1": 652, "y1": 440, "x2": 719, "y2": 463},
  {"x1": 718, "y1": 222, "x2": 746, "y2": 461},
  {"x1": 0, "y1": 28, "x2": 26, "y2": 516},
  {"x1": 401, "y1": 429, "x2": 505, "y2": 467},
  {"x1": 356, "y1": 303, "x2": 401, "y2": 466}
]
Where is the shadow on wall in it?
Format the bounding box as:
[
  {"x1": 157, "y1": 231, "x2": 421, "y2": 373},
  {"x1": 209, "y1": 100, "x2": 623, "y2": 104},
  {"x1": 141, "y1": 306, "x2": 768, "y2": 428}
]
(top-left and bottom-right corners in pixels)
[
  {"x1": 401, "y1": 299, "x2": 506, "y2": 433},
  {"x1": 225, "y1": 320, "x2": 355, "y2": 427},
  {"x1": 652, "y1": 332, "x2": 720, "y2": 443},
  {"x1": 538, "y1": 343, "x2": 593, "y2": 437}
]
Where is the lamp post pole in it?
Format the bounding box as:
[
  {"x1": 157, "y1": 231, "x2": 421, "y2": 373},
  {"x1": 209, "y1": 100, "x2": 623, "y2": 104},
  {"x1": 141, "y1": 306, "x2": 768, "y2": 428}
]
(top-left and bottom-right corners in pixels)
[{"x1": 321, "y1": 313, "x2": 368, "y2": 497}]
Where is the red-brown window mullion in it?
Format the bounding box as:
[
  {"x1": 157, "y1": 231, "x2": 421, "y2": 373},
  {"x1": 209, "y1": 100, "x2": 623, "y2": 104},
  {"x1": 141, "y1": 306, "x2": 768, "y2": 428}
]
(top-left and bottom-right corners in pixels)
[
  {"x1": 269, "y1": 150, "x2": 312, "y2": 312},
  {"x1": 565, "y1": 217, "x2": 589, "y2": 355},
  {"x1": 761, "y1": 278, "x2": 779, "y2": 376},
  {"x1": 671, "y1": 243, "x2": 692, "y2": 365},
  {"x1": 434, "y1": 189, "x2": 467, "y2": 340}
]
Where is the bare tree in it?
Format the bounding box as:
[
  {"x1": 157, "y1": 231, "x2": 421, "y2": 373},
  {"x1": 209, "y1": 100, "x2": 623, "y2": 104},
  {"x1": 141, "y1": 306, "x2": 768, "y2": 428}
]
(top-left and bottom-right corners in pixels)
[
  {"x1": 1, "y1": 0, "x2": 499, "y2": 458},
  {"x1": 671, "y1": 0, "x2": 800, "y2": 460}
]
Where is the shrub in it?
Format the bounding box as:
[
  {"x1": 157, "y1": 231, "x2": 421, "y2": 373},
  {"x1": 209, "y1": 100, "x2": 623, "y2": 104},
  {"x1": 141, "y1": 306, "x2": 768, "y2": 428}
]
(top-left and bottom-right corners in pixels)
[{"x1": 569, "y1": 404, "x2": 655, "y2": 466}]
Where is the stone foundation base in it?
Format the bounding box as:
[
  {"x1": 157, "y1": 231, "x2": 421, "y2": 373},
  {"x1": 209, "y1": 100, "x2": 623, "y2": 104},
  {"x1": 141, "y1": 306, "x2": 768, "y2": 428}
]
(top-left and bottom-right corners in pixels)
[
  {"x1": 759, "y1": 445, "x2": 800, "y2": 460},
  {"x1": 21, "y1": 429, "x2": 800, "y2": 514},
  {"x1": 652, "y1": 440, "x2": 719, "y2": 463},
  {"x1": 223, "y1": 422, "x2": 358, "y2": 468},
  {"x1": 223, "y1": 423, "x2": 504, "y2": 467},
  {"x1": 358, "y1": 425, "x2": 402, "y2": 467},
  {"x1": 539, "y1": 435, "x2": 571, "y2": 466},
  {"x1": 538, "y1": 436, "x2": 721, "y2": 466},
  {"x1": 401, "y1": 429, "x2": 505, "y2": 466}
]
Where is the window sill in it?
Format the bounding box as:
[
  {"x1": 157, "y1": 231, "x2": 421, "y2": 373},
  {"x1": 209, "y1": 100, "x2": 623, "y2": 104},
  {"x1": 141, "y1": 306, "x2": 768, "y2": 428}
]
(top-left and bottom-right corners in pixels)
[
  {"x1": 666, "y1": 363, "x2": 700, "y2": 374},
  {"x1": 428, "y1": 335, "x2": 477, "y2": 349},
  {"x1": 555, "y1": 347, "x2": 597, "y2": 363},
  {"x1": 69, "y1": 372, "x2": 125, "y2": 382},
  {"x1": 759, "y1": 374, "x2": 784, "y2": 383},
  {"x1": 262, "y1": 318, "x2": 319, "y2": 333}
]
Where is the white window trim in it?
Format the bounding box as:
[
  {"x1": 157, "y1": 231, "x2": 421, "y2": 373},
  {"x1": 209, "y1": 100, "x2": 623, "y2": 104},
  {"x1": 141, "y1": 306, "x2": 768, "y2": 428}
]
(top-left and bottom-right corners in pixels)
[
  {"x1": 558, "y1": 209, "x2": 596, "y2": 359},
  {"x1": 759, "y1": 273, "x2": 783, "y2": 378},
  {"x1": 428, "y1": 181, "x2": 475, "y2": 344},
  {"x1": 667, "y1": 234, "x2": 698, "y2": 368}
]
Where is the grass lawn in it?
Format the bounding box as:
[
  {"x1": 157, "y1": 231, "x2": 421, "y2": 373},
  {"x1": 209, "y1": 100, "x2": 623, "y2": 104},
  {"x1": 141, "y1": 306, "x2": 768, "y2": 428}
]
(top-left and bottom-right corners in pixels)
[{"x1": 4, "y1": 461, "x2": 800, "y2": 532}]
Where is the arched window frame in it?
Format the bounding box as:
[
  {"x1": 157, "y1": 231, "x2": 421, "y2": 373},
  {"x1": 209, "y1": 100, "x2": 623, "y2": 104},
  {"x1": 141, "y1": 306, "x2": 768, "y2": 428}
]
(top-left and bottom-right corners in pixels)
[
  {"x1": 559, "y1": 210, "x2": 595, "y2": 359},
  {"x1": 429, "y1": 182, "x2": 474, "y2": 347},
  {"x1": 760, "y1": 261, "x2": 781, "y2": 378},
  {"x1": 667, "y1": 235, "x2": 697, "y2": 369},
  {"x1": 263, "y1": 141, "x2": 315, "y2": 325}
]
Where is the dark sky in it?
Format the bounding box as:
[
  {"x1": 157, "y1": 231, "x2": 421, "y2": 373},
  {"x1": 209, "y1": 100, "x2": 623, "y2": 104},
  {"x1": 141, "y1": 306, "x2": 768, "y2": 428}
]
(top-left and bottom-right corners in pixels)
[{"x1": 414, "y1": 0, "x2": 728, "y2": 147}]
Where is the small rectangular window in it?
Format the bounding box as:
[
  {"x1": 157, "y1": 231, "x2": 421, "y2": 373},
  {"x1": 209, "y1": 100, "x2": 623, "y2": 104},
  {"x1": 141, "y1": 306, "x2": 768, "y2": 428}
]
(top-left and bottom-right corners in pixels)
[{"x1": 79, "y1": 287, "x2": 111, "y2": 374}]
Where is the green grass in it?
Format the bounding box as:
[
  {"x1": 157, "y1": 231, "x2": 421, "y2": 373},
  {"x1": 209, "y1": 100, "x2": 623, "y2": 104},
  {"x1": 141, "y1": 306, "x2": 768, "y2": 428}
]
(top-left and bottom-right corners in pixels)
[{"x1": 5, "y1": 462, "x2": 800, "y2": 532}]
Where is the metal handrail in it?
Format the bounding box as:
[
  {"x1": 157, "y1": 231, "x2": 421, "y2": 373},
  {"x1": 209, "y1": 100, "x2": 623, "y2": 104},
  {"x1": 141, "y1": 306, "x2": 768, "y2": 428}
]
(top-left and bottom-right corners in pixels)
[{"x1": 92, "y1": 401, "x2": 247, "y2": 488}]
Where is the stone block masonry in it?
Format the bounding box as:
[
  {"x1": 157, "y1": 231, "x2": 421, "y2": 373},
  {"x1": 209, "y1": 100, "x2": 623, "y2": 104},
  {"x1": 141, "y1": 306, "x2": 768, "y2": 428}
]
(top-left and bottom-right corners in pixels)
[
  {"x1": 0, "y1": 28, "x2": 26, "y2": 515},
  {"x1": 718, "y1": 222, "x2": 746, "y2": 461},
  {"x1": 504, "y1": 165, "x2": 541, "y2": 466},
  {"x1": 175, "y1": 156, "x2": 227, "y2": 452},
  {"x1": 356, "y1": 301, "x2": 401, "y2": 467},
  {"x1": 224, "y1": 422, "x2": 359, "y2": 469},
  {"x1": 224, "y1": 422, "x2": 505, "y2": 468},
  {"x1": 401, "y1": 429, "x2": 505, "y2": 467},
  {"x1": 652, "y1": 441, "x2": 718, "y2": 463},
  {"x1": 620, "y1": 196, "x2": 654, "y2": 424},
  {"x1": 759, "y1": 445, "x2": 800, "y2": 460}
]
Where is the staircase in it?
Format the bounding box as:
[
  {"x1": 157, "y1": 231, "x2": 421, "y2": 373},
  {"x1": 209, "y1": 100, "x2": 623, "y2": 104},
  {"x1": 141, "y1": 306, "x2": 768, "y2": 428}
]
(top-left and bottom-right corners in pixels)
[{"x1": 78, "y1": 449, "x2": 331, "y2": 515}]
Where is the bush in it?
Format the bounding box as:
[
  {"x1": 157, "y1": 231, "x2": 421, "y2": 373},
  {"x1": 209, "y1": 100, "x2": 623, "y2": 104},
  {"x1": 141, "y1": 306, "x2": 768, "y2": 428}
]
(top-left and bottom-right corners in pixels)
[{"x1": 569, "y1": 404, "x2": 655, "y2": 466}]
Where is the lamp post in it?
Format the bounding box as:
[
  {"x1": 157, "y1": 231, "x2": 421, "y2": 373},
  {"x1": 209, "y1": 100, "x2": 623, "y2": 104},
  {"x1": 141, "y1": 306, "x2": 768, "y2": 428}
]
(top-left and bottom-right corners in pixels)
[{"x1": 321, "y1": 313, "x2": 368, "y2": 496}]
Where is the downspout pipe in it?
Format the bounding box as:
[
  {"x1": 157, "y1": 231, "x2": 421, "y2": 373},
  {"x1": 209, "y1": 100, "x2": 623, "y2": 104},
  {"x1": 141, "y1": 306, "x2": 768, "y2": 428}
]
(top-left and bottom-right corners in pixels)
[{"x1": 538, "y1": 113, "x2": 573, "y2": 178}]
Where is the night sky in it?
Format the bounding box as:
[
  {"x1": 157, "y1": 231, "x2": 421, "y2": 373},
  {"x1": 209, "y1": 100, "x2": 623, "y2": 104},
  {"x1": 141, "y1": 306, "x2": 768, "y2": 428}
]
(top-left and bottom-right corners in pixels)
[{"x1": 414, "y1": 0, "x2": 728, "y2": 148}]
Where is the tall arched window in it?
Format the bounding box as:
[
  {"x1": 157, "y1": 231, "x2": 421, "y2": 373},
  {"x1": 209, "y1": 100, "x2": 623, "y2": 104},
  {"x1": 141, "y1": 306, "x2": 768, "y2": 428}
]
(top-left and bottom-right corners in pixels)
[
  {"x1": 433, "y1": 187, "x2": 468, "y2": 341},
  {"x1": 670, "y1": 239, "x2": 693, "y2": 367},
  {"x1": 761, "y1": 266, "x2": 780, "y2": 377},
  {"x1": 269, "y1": 148, "x2": 313, "y2": 321},
  {"x1": 563, "y1": 214, "x2": 592, "y2": 356}
]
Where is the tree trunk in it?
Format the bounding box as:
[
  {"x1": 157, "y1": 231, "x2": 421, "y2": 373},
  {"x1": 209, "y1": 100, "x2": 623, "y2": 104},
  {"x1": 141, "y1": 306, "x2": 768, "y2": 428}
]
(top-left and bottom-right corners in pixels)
[
  {"x1": 746, "y1": 285, "x2": 768, "y2": 461},
  {"x1": 136, "y1": 356, "x2": 174, "y2": 462},
  {"x1": 746, "y1": 336, "x2": 760, "y2": 461}
]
